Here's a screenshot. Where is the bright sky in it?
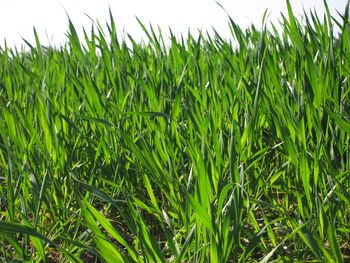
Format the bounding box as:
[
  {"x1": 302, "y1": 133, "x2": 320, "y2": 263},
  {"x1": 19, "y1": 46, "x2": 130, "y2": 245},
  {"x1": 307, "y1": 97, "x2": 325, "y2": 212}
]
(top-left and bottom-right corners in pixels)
[{"x1": 0, "y1": 0, "x2": 348, "y2": 49}]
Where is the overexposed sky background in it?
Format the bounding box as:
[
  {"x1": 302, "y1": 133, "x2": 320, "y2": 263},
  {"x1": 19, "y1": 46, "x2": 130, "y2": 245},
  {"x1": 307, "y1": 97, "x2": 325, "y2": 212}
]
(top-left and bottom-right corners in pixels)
[{"x1": 0, "y1": 0, "x2": 348, "y2": 49}]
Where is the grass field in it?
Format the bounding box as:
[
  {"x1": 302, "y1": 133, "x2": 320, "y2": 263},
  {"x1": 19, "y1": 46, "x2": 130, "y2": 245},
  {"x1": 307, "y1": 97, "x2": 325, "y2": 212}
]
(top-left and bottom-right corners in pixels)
[{"x1": 0, "y1": 1, "x2": 349, "y2": 262}]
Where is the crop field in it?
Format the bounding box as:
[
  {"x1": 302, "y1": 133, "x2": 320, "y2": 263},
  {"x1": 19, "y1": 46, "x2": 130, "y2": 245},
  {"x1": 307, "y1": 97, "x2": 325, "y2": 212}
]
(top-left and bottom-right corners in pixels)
[{"x1": 0, "y1": 1, "x2": 349, "y2": 262}]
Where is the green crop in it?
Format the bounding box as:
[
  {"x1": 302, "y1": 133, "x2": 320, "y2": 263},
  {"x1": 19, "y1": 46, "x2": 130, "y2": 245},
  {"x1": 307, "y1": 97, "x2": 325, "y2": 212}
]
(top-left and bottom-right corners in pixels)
[{"x1": 0, "y1": 0, "x2": 349, "y2": 262}]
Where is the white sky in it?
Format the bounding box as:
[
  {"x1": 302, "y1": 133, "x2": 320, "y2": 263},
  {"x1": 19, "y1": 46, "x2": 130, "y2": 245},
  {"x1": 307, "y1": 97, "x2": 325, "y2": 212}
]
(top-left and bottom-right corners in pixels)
[{"x1": 0, "y1": 0, "x2": 348, "y2": 49}]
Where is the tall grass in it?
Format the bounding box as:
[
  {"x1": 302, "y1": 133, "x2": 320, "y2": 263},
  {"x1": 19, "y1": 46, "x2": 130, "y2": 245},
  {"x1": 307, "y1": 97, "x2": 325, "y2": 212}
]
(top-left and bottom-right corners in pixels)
[{"x1": 0, "y1": 1, "x2": 349, "y2": 262}]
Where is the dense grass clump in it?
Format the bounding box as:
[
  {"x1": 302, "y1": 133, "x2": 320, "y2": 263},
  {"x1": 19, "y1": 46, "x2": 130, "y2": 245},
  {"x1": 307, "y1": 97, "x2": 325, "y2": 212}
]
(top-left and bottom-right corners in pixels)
[{"x1": 0, "y1": 1, "x2": 349, "y2": 262}]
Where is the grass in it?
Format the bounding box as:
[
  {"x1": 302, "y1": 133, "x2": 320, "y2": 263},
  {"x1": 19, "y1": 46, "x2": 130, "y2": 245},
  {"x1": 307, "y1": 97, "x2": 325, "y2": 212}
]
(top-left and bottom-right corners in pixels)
[{"x1": 0, "y1": 0, "x2": 349, "y2": 262}]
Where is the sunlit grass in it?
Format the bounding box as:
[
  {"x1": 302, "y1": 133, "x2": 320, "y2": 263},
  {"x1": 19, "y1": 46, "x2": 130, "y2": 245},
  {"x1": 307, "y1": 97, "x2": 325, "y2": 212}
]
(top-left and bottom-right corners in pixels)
[{"x1": 0, "y1": 0, "x2": 349, "y2": 262}]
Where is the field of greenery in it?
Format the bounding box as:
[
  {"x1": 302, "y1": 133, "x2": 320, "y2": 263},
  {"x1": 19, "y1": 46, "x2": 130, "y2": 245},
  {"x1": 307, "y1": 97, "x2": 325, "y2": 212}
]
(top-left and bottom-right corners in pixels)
[{"x1": 0, "y1": 1, "x2": 349, "y2": 262}]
